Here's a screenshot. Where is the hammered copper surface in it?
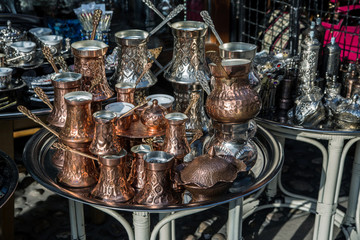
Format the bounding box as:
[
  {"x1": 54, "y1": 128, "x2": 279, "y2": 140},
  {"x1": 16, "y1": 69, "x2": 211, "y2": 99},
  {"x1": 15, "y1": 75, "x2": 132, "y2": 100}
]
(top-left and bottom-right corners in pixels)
[
  {"x1": 180, "y1": 148, "x2": 239, "y2": 188},
  {"x1": 128, "y1": 144, "x2": 152, "y2": 191},
  {"x1": 57, "y1": 146, "x2": 98, "y2": 188},
  {"x1": 117, "y1": 119, "x2": 166, "y2": 139},
  {"x1": 91, "y1": 151, "x2": 135, "y2": 203},
  {"x1": 206, "y1": 59, "x2": 261, "y2": 123},
  {"x1": 115, "y1": 82, "x2": 135, "y2": 104},
  {"x1": 162, "y1": 112, "x2": 190, "y2": 161},
  {"x1": 60, "y1": 91, "x2": 94, "y2": 149},
  {"x1": 47, "y1": 72, "x2": 82, "y2": 128},
  {"x1": 184, "y1": 182, "x2": 232, "y2": 203},
  {"x1": 89, "y1": 110, "x2": 122, "y2": 156},
  {"x1": 72, "y1": 40, "x2": 114, "y2": 102},
  {"x1": 140, "y1": 99, "x2": 168, "y2": 133},
  {"x1": 133, "y1": 151, "x2": 179, "y2": 206},
  {"x1": 51, "y1": 147, "x2": 64, "y2": 169}
]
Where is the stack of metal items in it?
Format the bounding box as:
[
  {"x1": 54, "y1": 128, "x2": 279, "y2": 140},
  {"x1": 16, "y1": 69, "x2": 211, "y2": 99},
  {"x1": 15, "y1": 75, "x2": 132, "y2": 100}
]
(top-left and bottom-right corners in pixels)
[
  {"x1": 17, "y1": 2, "x2": 265, "y2": 206},
  {"x1": 256, "y1": 18, "x2": 360, "y2": 130}
]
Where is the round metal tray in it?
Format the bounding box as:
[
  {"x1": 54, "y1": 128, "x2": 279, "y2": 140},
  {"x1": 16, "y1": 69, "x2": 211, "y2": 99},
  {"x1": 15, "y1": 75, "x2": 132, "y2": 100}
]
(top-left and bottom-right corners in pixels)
[
  {"x1": 23, "y1": 126, "x2": 282, "y2": 212},
  {"x1": 0, "y1": 150, "x2": 18, "y2": 208}
]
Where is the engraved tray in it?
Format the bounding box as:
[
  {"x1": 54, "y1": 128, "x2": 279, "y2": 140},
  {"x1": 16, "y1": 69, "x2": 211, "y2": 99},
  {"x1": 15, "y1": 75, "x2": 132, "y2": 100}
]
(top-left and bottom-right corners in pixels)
[{"x1": 23, "y1": 125, "x2": 282, "y2": 212}]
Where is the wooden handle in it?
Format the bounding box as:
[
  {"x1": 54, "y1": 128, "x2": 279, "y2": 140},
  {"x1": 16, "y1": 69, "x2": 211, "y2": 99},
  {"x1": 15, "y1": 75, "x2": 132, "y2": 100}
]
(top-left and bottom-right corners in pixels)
[
  {"x1": 17, "y1": 105, "x2": 59, "y2": 138},
  {"x1": 34, "y1": 87, "x2": 53, "y2": 110},
  {"x1": 91, "y1": 9, "x2": 103, "y2": 40},
  {"x1": 42, "y1": 46, "x2": 59, "y2": 73}
]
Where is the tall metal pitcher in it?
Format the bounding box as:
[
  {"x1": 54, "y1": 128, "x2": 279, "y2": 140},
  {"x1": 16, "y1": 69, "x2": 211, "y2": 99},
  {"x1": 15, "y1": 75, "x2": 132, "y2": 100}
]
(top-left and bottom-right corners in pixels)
[
  {"x1": 111, "y1": 29, "x2": 157, "y2": 103},
  {"x1": 164, "y1": 21, "x2": 210, "y2": 132}
]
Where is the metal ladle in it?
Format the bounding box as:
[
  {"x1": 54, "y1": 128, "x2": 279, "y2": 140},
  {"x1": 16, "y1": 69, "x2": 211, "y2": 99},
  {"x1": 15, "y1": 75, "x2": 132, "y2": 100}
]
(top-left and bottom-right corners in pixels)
[{"x1": 200, "y1": 10, "x2": 223, "y2": 45}]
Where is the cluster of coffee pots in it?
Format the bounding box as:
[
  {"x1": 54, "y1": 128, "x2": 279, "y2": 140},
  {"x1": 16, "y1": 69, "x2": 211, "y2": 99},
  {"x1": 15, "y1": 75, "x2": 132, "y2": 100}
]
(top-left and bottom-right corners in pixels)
[{"x1": 20, "y1": 5, "x2": 263, "y2": 205}]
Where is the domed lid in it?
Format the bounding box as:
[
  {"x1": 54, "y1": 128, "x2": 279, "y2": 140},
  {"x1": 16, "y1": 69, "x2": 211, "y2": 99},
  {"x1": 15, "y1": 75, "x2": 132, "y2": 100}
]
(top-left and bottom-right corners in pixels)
[
  {"x1": 0, "y1": 21, "x2": 26, "y2": 42},
  {"x1": 180, "y1": 147, "x2": 238, "y2": 188}
]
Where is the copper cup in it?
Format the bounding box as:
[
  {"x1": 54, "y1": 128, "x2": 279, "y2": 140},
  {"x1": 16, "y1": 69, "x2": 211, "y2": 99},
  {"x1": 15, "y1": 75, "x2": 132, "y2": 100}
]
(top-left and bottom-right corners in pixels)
[
  {"x1": 89, "y1": 110, "x2": 122, "y2": 156},
  {"x1": 91, "y1": 150, "x2": 135, "y2": 203},
  {"x1": 133, "y1": 151, "x2": 179, "y2": 206},
  {"x1": 60, "y1": 91, "x2": 94, "y2": 149},
  {"x1": 48, "y1": 72, "x2": 82, "y2": 128},
  {"x1": 57, "y1": 146, "x2": 98, "y2": 188},
  {"x1": 115, "y1": 82, "x2": 136, "y2": 104},
  {"x1": 128, "y1": 144, "x2": 152, "y2": 192},
  {"x1": 105, "y1": 102, "x2": 135, "y2": 132}
]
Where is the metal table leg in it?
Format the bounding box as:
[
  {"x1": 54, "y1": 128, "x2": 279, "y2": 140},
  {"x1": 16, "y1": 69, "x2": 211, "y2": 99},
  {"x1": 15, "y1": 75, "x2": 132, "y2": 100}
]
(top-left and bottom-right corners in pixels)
[
  {"x1": 159, "y1": 213, "x2": 171, "y2": 240},
  {"x1": 133, "y1": 211, "x2": 150, "y2": 240},
  {"x1": 313, "y1": 138, "x2": 344, "y2": 240},
  {"x1": 227, "y1": 198, "x2": 243, "y2": 240},
  {"x1": 69, "y1": 200, "x2": 86, "y2": 240}
]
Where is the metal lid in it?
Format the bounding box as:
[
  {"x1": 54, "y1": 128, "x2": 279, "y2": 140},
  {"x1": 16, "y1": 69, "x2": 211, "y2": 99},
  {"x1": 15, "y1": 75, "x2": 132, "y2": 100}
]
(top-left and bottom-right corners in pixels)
[{"x1": 0, "y1": 21, "x2": 26, "y2": 42}]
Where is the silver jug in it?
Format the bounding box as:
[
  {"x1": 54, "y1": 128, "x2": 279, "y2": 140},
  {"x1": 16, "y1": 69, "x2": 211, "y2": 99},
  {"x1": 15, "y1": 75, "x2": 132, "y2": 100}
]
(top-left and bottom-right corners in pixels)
[
  {"x1": 111, "y1": 29, "x2": 157, "y2": 103},
  {"x1": 164, "y1": 21, "x2": 211, "y2": 133}
]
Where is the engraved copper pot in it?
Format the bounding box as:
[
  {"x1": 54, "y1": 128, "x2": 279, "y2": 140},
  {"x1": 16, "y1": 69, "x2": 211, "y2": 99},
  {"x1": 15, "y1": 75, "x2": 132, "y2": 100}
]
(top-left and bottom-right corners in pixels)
[
  {"x1": 162, "y1": 112, "x2": 190, "y2": 161},
  {"x1": 206, "y1": 59, "x2": 261, "y2": 123},
  {"x1": 128, "y1": 144, "x2": 152, "y2": 191},
  {"x1": 115, "y1": 82, "x2": 136, "y2": 104},
  {"x1": 48, "y1": 72, "x2": 82, "y2": 128},
  {"x1": 140, "y1": 99, "x2": 168, "y2": 132},
  {"x1": 111, "y1": 30, "x2": 157, "y2": 102},
  {"x1": 146, "y1": 94, "x2": 174, "y2": 112},
  {"x1": 133, "y1": 151, "x2": 179, "y2": 206},
  {"x1": 52, "y1": 143, "x2": 65, "y2": 169},
  {"x1": 71, "y1": 40, "x2": 114, "y2": 102},
  {"x1": 91, "y1": 150, "x2": 135, "y2": 203},
  {"x1": 89, "y1": 110, "x2": 122, "y2": 156},
  {"x1": 204, "y1": 121, "x2": 257, "y2": 171},
  {"x1": 105, "y1": 102, "x2": 135, "y2": 133},
  {"x1": 60, "y1": 91, "x2": 94, "y2": 149},
  {"x1": 57, "y1": 147, "x2": 98, "y2": 188}
]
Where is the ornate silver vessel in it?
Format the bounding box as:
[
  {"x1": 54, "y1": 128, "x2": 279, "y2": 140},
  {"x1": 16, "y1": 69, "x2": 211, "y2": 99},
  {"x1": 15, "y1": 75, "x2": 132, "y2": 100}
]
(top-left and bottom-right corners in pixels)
[{"x1": 322, "y1": 37, "x2": 341, "y2": 80}]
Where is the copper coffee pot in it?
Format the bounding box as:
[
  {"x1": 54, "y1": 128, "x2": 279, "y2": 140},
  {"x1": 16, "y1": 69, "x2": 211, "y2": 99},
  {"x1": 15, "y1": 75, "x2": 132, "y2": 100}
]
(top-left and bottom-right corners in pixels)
[
  {"x1": 47, "y1": 72, "x2": 82, "y2": 128},
  {"x1": 57, "y1": 147, "x2": 98, "y2": 188},
  {"x1": 89, "y1": 110, "x2": 122, "y2": 156},
  {"x1": 105, "y1": 102, "x2": 135, "y2": 133},
  {"x1": 128, "y1": 144, "x2": 152, "y2": 192},
  {"x1": 91, "y1": 150, "x2": 135, "y2": 203},
  {"x1": 140, "y1": 99, "x2": 168, "y2": 132},
  {"x1": 206, "y1": 59, "x2": 261, "y2": 123},
  {"x1": 71, "y1": 40, "x2": 114, "y2": 102},
  {"x1": 133, "y1": 151, "x2": 179, "y2": 206},
  {"x1": 115, "y1": 82, "x2": 136, "y2": 104},
  {"x1": 60, "y1": 91, "x2": 94, "y2": 149}
]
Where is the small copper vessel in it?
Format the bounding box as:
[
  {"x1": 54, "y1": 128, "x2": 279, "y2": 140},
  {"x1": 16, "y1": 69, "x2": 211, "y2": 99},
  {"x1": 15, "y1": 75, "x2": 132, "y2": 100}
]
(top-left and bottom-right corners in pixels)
[
  {"x1": 133, "y1": 151, "x2": 179, "y2": 206},
  {"x1": 48, "y1": 72, "x2": 82, "y2": 128},
  {"x1": 206, "y1": 59, "x2": 261, "y2": 123},
  {"x1": 60, "y1": 91, "x2": 94, "y2": 149},
  {"x1": 140, "y1": 99, "x2": 168, "y2": 132},
  {"x1": 115, "y1": 82, "x2": 136, "y2": 104},
  {"x1": 89, "y1": 110, "x2": 122, "y2": 156},
  {"x1": 52, "y1": 142, "x2": 65, "y2": 169},
  {"x1": 128, "y1": 144, "x2": 152, "y2": 192},
  {"x1": 71, "y1": 40, "x2": 114, "y2": 102},
  {"x1": 162, "y1": 112, "x2": 190, "y2": 161},
  {"x1": 105, "y1": 102, "x2": 135, "y2": 133},
  {"x1": 57, "y1": 146, "x2": 98, "y2": 188},
  {"x1": 181, "y1": 147, "x2": 241, "y2": 202},
  {"x1": 91, "y1": 150, "x2": 135, "y2": 203}
]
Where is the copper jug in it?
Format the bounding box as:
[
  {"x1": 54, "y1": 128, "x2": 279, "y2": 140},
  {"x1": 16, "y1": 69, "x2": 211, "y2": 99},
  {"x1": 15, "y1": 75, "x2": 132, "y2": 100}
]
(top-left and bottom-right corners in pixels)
[
  {"x1": 133, "y1": 151, "x2": 179, "y2": 206},
  {"x1": 128, "y1": 144, "x2": 152, "y2": 192},
  {"x1": 60, "y1": 91, "x2": 94, "y2": 149},
  {"x1": 206, "y1": 59, "x2": 261, "y2": 123},
  {"x1": 89, "y1": 110, "x2": 122, "y2": 156},
  {"x1": 91, "y1": 150, "x2": 135, "y2": 203},
  {"x1": 162, "y1": 112, "x2": 190, "y2": 161},
  {"x1": 115, "y1": 82, "x2": 136, "y2": 104},
  {"x1": 57, "y1": 147, "x2": 98, "y2": 188},
  {"x1": 48, "y1": 72, "x2": 82, "y2": 128},
  {"x1": 71, "y1": 40, "x2": 114, "y2": 102}
]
